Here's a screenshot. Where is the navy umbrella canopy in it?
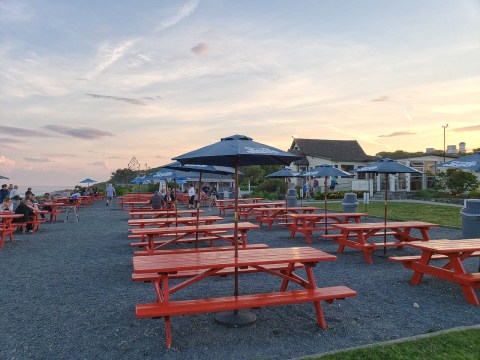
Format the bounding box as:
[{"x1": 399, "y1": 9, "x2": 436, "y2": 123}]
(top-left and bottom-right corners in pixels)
[
  {"x1": 173, "y1": 134, "x2": 301, "y2": 326},
  {"x1": 266, "y1": 168, "x2": 302, "y2": 210},
  {"x1": 355, "y1": 158, "x2": 421, "y2": 252},
  {"x1": 300, "y1": 165, "x2": 351, "y2": 233},
  {"x1": 265, "y1": 168, "x2": 300, "y2": 178},
  {"x1": 436, "y1": 152, "x2": 480, "y2": 172}
]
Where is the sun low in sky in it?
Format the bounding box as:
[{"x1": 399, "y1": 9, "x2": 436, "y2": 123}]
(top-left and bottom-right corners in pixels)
[{"x1": 1, "y1": 0, "x2": 479, "y2": 186}]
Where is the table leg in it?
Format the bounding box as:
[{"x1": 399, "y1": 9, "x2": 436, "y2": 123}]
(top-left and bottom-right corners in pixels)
[
  {"x1": 410, "y1": 251, "x2": 433, "y2": 285},
  {"x1": 448, "y1": 256, "x2": 479, "y2": 306},
  {"x1": 304, "y1": 265, "x2": 326, "y2": 329}
]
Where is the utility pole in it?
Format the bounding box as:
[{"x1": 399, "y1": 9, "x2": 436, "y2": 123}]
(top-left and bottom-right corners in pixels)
[{"x1": 442, "y1": 124, "x2": 448, "y2": 162}]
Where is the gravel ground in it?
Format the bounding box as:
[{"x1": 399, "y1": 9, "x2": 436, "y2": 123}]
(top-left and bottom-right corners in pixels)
[{"x1": 0, "y1": 200, "x2": 479, "y2": 360}]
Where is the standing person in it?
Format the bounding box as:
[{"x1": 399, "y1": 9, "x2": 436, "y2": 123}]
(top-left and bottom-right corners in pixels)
[
  {"x1": 303, "y1": 180, "x2": 310, "y2": 199},
  {"x1": 105, "y1": 184, "x2": 116, "y2": 206},
  {"x1": 8, "y1": 185, "x2": 20, "y2": 211},
  {"x1": 313, "y1": 177, "x2": 319, "y2": 193},
  {"x1": 187, "y1": 184, "x2": 196, "y2": 209},
  {"x1": 0, "y1": 184, "x2": 9, "y2": 203}
]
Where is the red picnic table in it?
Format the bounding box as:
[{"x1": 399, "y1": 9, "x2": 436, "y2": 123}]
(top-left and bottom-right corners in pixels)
[
  {"x1": 133, "y1": 246, "x2": 357, "y2": 349},
  {"x1": 129, "y1": 222, "x2": 260, "y2": 252},
  {"x1": 331, "y1": 221, "x2": 439, "y2": 264},
  {"x1": 287, "y1": 212, "x2": 368, "y2": 244},
  {"x1": 215, "y1": 198, "x2": 263, "y2": 216},
  {"x1": 128, "y1": 216, "x2": 223, "y2": 229},
  {"x1": 123, "y1": 200, "x2": 150, "y2": 211},
  {"x1": 38, "y1": 203, "x2": 65, "y2": 223},
  {"x1": 253, "y1": 206, "x2": 318, "y2": 230},
  {"x1": 390, "y1": 239, "x2": 480, "y2": 305},
  {"x1": 129, "y1": 209, "x2": 204, "y2": 219},
  {"x1": 0, "y1": 213, "x2": 24, "y2": 248}
]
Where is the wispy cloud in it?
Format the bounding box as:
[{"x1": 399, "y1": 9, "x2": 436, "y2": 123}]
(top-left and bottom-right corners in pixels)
[
  {"x1": 155, "y1": 0, "x2": 199, "y2": 32},
  {"x1": 372, "y1": 96, "x2": 389, "y2": 102},
  {"x1": 191, "y1": 43, "x2": 209, "y2": 56},
  {"x1": 23, "y1": 157, "x2": 51, "y2": 163},
  {"x1": 0, "y1": 126, "x2": 48, "y2": 137},
  {"x1": 378, "y1": 131, "x2": 416, "y2": 137},
  {"x1": 452, "y1": 125, "x2": 480, "y2": 132},
  {"x1": 87, "y1": 39, "x2": 138, "y2": 79},
  {"x1": 43, "y1": 125, "x2": 114, "y2": 139},
  {"x1": 86, "y1": 93, "x2": 146, "y2": 105},
  {"x1": 0, "y1": 137, "x2": 25, "y2": 144}
]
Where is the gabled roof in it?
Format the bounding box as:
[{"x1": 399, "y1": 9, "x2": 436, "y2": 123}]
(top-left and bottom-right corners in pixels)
[{"x1": 290, "y1": 138, "x2": 378, "y2": 162}]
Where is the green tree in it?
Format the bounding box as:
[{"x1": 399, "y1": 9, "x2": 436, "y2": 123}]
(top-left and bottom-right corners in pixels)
[
  {"x1": 436, "y1": 169, "x2": 480, "y2": 195},
  {"x1": 238, "y1": 165, "x2": 283, "y2": 188},
  {"x1": 109, "y1": 168, "x2": 137, "y2": 185}
]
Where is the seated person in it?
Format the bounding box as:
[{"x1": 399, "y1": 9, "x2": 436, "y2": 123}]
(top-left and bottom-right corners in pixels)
[
  {"x1": 14, "y1": 199, "x2": 35, "y2": 232},
  {"x1": 0, "y1": 197, "x2": 13, "y2": 212},
  {"x1": 61, "y1": 189, "x2": 70, "y2": 198},
  {"x1": 149, "y1": 190, "x2": 164, "y2": 210},
  {"x1": 41, "y1": 193, "x2": 53, "y2": 220}
]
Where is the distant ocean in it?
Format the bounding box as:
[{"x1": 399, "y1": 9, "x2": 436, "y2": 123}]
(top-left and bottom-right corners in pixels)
[{"x1": 15, "y1": 185, "x2": 74, "y2": 196}]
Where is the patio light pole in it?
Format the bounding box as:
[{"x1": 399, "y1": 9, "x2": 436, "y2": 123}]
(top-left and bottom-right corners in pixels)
[{"x1": 442, "y1": 124, "x2": 448, "y2": 162}]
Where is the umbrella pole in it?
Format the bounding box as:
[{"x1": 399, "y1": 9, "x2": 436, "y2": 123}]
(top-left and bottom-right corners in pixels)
[
  {"x1": 174, "y1": 178, "x2": 178, "y2": 227},
  {"x1": 215, "y1": 160, "x2": 256, "y2": 327},
  {"x1": 195, "y1": 173, "x2": 203, "y2": 249},
  {"x1": 324, "y1": 177, "x2": 328, "y2": 235},
  {"x1": 384, "y1": 174, "x2": 388, "y2": 254},
  {"x1": 284, "y1": 178, "x2": 288, "y2": 228}
]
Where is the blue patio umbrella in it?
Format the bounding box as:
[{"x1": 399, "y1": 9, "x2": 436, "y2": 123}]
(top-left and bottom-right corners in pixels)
[
  {"x1": 436, "y1": 152, "x2": 480, "y2": 172},
  {"x1": 300, "y1": 165, "x2": 351, "y2": 234},
  {"x1": 173, "y1": 134, "x2": 301, "y2": 326},
  {"x1": 79, "y1": 178, "x2": 97, "y2": 187},
  {"x1": 266, "y1": 168, "x2": 302, "y2": 218},
  {"x1": 355, "y1": 158, "x2": 421, "y2": 253},
  {"x1": 130, "y1": 177, "x2": 145, "y2": 184}
]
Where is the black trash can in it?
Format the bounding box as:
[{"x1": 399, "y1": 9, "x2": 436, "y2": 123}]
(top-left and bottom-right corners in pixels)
[
  {"x1": 342, "y1": 193, "x2": 358, "y2": 213},
  {"x1": 286, "y1": 188, "x2": 297, "y2": 207},
  {"x1": 461, "y1": 199, "x2": 480, "y2": 238}
]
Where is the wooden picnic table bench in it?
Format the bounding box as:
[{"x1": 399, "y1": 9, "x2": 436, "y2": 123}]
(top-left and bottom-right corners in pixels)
[
  {"x1": 252, "y1": 206, "x2": 318, "y2": 230},
  {"x1": 133, "y1": 246, "x2": 356, "y2": 349},
  {"x1": 389, "y1": 239, "x2": 480, "y2": 305},
  {"x1": 133, "y1": 243, "x2": 270, "y2": 256},
  {"x1": 130, "y1": 233, "x2": 236, "y2": 250},
  {"x1": 129, "y1": 222, "x2": 259, "y2": 251},
  {"x1": 128, "y1": 216, "x2": 223, "y2": 229},
  {"x1": 331, "y1": 221, "x2": 439, "y2": 264},
  {"x1": 215, "y1": 198, "x2": 263, "y2": 215},
  {"x1": 129, "y1": 209, "x2": 204, "y2": 219},
  {"x1": 0, "y1": 213, "x2": 24, "y2": 248},
  {"x1": 287, "y1": 212, "x2": 368, "y2": 244}
]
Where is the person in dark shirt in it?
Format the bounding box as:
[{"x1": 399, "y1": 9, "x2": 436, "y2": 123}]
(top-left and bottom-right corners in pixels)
[
  {"x1": 14, "y1": 199, "x2": 35, "y2": 232},
  {"x1": 0, "y1": 184, "x2": 9, "y2": 203},
  {"x1": 24, "y1": 187, "x2": 34, "y2": 199},
  {"x1": 149, "y1": 191, "x2": 164, "y2": 209}
]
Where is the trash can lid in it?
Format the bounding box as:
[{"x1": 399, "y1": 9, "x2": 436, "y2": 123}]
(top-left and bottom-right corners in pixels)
[
  {"x1": 343, "y1": 193, "x2": 358, "y2": 203},
  {"x1": 461, "y1": 199, "x2": 480, "y2": 214}
]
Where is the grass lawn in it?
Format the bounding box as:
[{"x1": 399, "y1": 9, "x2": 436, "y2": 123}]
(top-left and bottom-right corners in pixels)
[
  {"x1": 311, "y1": 201, "x2": 462, "y2": 228},
  {"x1": 307, "y1": 328, "x2": 480, "y2": 360}
]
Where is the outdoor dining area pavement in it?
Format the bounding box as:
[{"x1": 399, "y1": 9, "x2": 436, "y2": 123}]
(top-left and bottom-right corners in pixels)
[{"x1": 0, "y1": 198, "x2": 479, "y2": 359}]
